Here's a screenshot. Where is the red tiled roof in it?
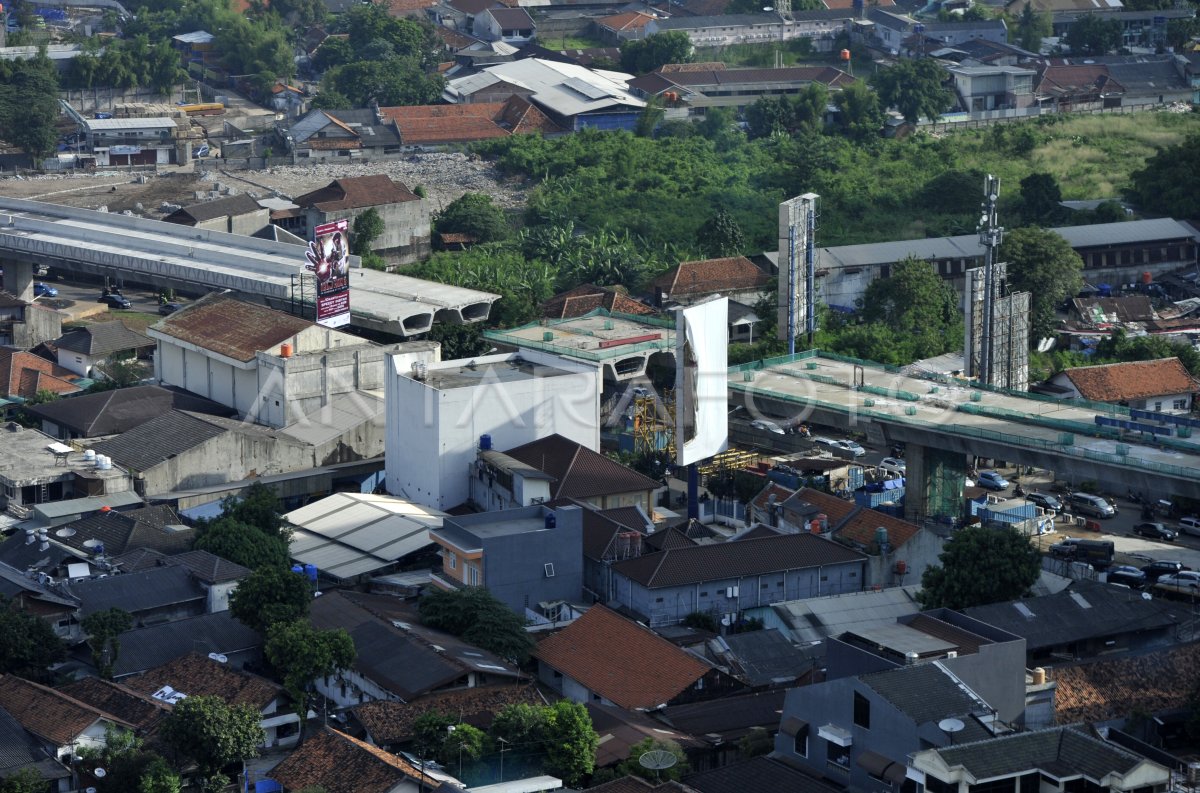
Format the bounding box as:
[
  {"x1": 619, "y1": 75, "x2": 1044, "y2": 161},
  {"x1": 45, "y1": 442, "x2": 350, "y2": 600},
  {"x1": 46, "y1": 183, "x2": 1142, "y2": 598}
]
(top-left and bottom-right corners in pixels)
[
  {"x1": 386, "y1": 0, "x2": 440, "y2": 14},
  {"x1": 652, "y1": 256, "x2": 770, "y2": 298},
  {"x1": 380, "y1": 103, "x2": 511, "y2": 145},
  {"x1": 611, "y1": 531, "x2": 865, "y2": 588},
  {"x1": 0, "y1": 675, "x2": 132, "y2": 746},
  {"x1": 295, "y1": 174, "x2": 420, "y2": 213},
  {"x1": 597, "y1": 11, "x2": 656, "y2": 31},
  {"x1": 151, "y1": 293, "x2": 312, "y2": 363},
  {"x1": 57, "y1": 677, "x2": 171, "y2": 733},
  {"x1": 496, "y1": 94, "x2": 564, "y2": 136},
  {"x1": 303, "y1": 138, "x2": 363, "y2": 151},
  {"x1": 835, "y1": 509, "x2": 921, "y2": 553},
  {"x1": 1060, "y1": 358, "x2": 1198, "y2": 402},
  {"x1": 542, "y1": 284, "x2": 655, "y2": 319},
  {"x1": 503, "y1": 434, "x2": 661, "y2": 501},
  {"x1": 1053, "y1": 643, "x2": 1200, "y2": 724},
  {"x1": 782, "y1": 487, "x2": 857, "y2": 525},
  {"x1": 270, "y1": 726, "x2": 440, "y2": 793},
  {"x1": 435, "y1": 25, "x2": 482, "y2": 49},
  {"x1": 122, "y1": 652, "x2": 282, "y2": 710},
  {"x1": 533, "y1": 606, "x2": 709, "y2": 709},
  {"x1": 0, "y1": 349, "x2": 82, "y2": 399},
  {"x1": 661, "y1": 62, "x2": 727, "y2": 73},
  {"x1": 751, "y1": 482, "x2": 795, "y2": 512},
  {"x1": 1037, "y1": 64, "x2": 1125, "y2": 98}
]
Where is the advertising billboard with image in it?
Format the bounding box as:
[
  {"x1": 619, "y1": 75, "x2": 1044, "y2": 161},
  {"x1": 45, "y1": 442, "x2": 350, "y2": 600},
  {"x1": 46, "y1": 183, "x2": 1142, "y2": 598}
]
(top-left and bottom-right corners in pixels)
[
  {"x1": 675, "y1": 297, "x2": 729, "y2": 466},
  {"x1": 307, "y1": 219, "x2": 351, "y2": 328}
]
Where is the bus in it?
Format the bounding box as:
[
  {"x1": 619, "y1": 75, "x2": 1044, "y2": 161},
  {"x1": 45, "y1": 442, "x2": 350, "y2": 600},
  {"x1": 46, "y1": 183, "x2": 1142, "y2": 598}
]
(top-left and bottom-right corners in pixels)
[{"x1": 178, "y1": 102, "x2": 225, "y2": 116}]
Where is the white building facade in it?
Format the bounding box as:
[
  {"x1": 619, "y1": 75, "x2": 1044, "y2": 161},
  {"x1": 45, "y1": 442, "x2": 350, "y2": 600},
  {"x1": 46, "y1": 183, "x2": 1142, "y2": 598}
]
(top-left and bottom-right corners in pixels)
[{"x1": 385, "y1": 350, "x2": 600, "y2": 510}]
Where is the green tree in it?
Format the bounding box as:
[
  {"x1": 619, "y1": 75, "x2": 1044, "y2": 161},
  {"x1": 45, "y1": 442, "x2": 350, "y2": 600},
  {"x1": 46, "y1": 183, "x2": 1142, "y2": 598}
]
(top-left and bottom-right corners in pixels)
[
  {"x1": 490, "y1": 703, "x2": 545, "y2": 746},
  {"x1": 229, "y1": 565, "x2": 314, "y2": 634},
  {"x1": 1064, "y1": 14, "x2": 1121, "y2": 55},
  {"x1": 616, "y1": 737, "x2": 688, "y2": 782},
  {"x1": 697, "y1": 207, "x2": 746, "y2": 257},
  {"x1": 870, "y1": 59, "x2": 953, "y2": 124},
  {"x1": 320, "y1": 58, "x2": 443, "y2": 107},
  {"x1": 999, "y1": 227, "x2": 1084, "y2": 346},
  {"x1": 793, "y1": 82, "x2": 829, "y2": 133},
  {"x1": 1095, "y1": 330, "x2": 1200, "y2": 376},
  {"x1": 192, "y1": 519, "x2": 290, "y2": 570},
  {"x1": 0, "y1": 595, "x2": 66, "y2": 681},
  {"x1": 919, "y1": 169, "x2": 985, "y2": 214},
  {"x1": 1018, "y1": 172, "x2": 1064, "y2": 225},
  {"x1": 1014, "y1": 2, "x2": 1051, "y2": 52},
  {"x1": 161, "y1": 695, "x2": 264, "y2": 785},
  {"x1": 412, "y1": 710, "x2": 457, "y2": 760},
  {"x1": 92, "y1": 356, "x2": 146, "y2": 389},
  {"x1": 78, "y1": 725, "x2": 181, "y2": 793},
  {"x1": 351, "y1": 208, "x2": 385, "y2": 256},
  {"x1": 1129, "y1": 133, "x2": 1200, "y2": 220},
  {"x1": 737, "y1": 727, "x2": 774, "y2": 758},
  {"x1": 439, "y1": 723, "x2": 486, "y2": 770},
  {"x1": 744, "y1": 95, "x2": 794, "y2": 139},
  {"x1": 418, "y1": 587, "x2": 534, "y2": 663},
  {"x1": 860, "y1": 256, "x2": 962, "y2": 362},
  {"x1": 0, "y1": 52, "x2": 59, "y2": 158},
  {"x1": 425, "y1": 323, "x2": 490, "y2": 359},
  {"x1": 434, "y1": 193, "x2": 511, "y2": 243},
  {"x1": 620, "y1": 32, "x2": 693, "y2": 75},
  {"x1": 918, "y1": 525, "x2": 1041, "y2": 609},
  {"x1": 832, "y1": 80, "x2": 883, "y2": 141},
  {"x1": 0, "y1": 769, "x2": 45, "y2": 793},
  {"x1": 265, "y1": 621, "x2": 354, "y2": 727},
  {"x1": 542, "y1": 700, "x2": 598, "y2": 787},
  {"x1": 634, "y1": 97, "x2": 665, "y2": 138},
  {"x1": 81, "y1": 607, "x2": 132, "y2": 678}
]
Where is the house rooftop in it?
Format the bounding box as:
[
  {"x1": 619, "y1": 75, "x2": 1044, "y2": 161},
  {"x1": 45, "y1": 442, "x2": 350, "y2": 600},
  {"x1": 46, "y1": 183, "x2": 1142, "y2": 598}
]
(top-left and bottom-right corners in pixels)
[
  {"x1": 354, "y1": 684, "x2": 543, "y2": 745},
  {"x1": 162, "y1": 193, "x2": 265, "y2": 225},
  {"x1": 54, "y1": 321, "x2": 151, "y2": 358},
  {"x1": 148, "y1": 292, "x2": 314, "y2": 363},
  {"x1": 685, "y1": 755, "x2": 844, "y2": 793},
  {"x1": 1051, "y1": 642, "x2": 1200, "y2": 724},
  {"x1": 110, "y1": 611, "x2": 262, "y2": 679},
  {"x1": 269, "y1": 726, "x2": 440, "y2": 793},
  {"x1": 24, "y1": 384, "x2": 234, "y2": 438},
  {"x1": 1058, "y1": 358, "x2": 1198, "y2": 403},
  {"x1": 56, "y1": 677, "x2": 169, "y2": 733},
  {"x1": 415, "y1": 351, "x2": 583, "y2": 390},
  {"x1": 294, "y1": 175, "x2": 420, "y2": 213},
  {"x1": 0, "y1": 425, "x2": 128, "y2": 488},
  {"x1": 771, "y1": 586, "x2": 922, "y2": 646},
  {"x1": 68, "y1": 563, "x2": 206, "y2": 617},
  {"x1": 484, "y1": 309, "x2": 675, "y2": 363},
  {"x1": 929, "y1": 726, "x2": 1151, "y2": 782},
  {"x1": 504, "y1": 434, "x2": 661, "y2": 501},
  {"x1": 533, "y1": 605, "x2": 710, "y2": 710},
  {"x1": 652, "y1": 256, "x2": 770, "y2": 299},
  {"x1": 0, "y1": 675, "x2": 132, "y2": 746},
  {"x1": 112, "y1": 547, "x2": 251, "y2": 584},
  {"x1": 87, "y1": 410, "x2": 230, "y2": 473},
  {"x1": 122, "y1": 652, "x2": 282, "y2": 709},
  {"x1": 860, "y1": 664, "x2": 993, "y2": 736}
]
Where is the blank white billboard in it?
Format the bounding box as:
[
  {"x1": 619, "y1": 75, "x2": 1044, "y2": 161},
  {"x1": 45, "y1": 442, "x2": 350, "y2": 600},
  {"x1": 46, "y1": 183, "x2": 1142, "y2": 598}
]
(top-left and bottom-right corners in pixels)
[{"x1": 675, "y1": 297, "x2": 729, "y2": 466}]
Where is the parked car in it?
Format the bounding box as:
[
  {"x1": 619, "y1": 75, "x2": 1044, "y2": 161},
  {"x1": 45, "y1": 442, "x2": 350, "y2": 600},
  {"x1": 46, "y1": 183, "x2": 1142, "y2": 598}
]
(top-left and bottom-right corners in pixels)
[
  {"x1": 33, "y1": 282, "x2": 58, "y2": 297},
  {"x1": 879, "y1": 457, "x2": 906, "y2": 475},
  {"x1": 194, "y1": 144, "x2": 210, "y2": 158},
  {"x1": 1178, "y1": 516, "x2": 1200, "y2": 536},
  {"x1": 98, "y1": 293, "x2": 132, "y2": 309},
  {"x1": 1068, "y1": 492, "x2": 1116, "y2": 518},
  {"x1": 1154, "y1": 571, "x2": 1200, "y2": 593},
  {"x1": 1133, "y1": 522, "x2": 1177, "y2": 541},
  {"x1": 158, "y1": 302, "x2": 183, "y2": 316},
  {"x1": 751, "y1": 419, "x2": 786, "y2": 435},
  {"x1": 1141, "y1": 560, "x2": 1189, "y2": 582},
  {"x1": 1105, "y1": 565, "x2": 1146, "y2": 589},
  {"x1": 813, "y1": 437, "x2": 866, "y2": 457},
  {"x1": 1024, "y1": 492, "x2": 1062, "y2": 513},
  {"x1": 977, "y1": 471, "x2": 1009, "y2": 491}
]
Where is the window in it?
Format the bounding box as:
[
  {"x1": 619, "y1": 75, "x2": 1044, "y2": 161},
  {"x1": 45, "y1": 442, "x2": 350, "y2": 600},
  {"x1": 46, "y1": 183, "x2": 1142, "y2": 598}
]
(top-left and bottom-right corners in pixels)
[
  {"x1": 544, "y1": 562, "x2": 555, "y2": 578},
  {"x1": 853, "y1": 692, "x2": 871, "y2": 729},
  {"x1": 468, "y1": 566, "x2": 479, "y2": 586},
  {"x1": 793, "y1": 726, "x2": 809, "y2": 757},
  {"x1": 655, "y1": 597, "x2": 664, "y2": 603},
  {"x1": 827, "y1": 742, "x2": 850, "y2": 770},
  {"x1": 1154, "y1": 401, "x2": 1163, "y2": 412},
  {"x1": 849, "y1": 571, "x2": 857, "y2": 578},
  {"x1": 700, "y1": 591, "x2": 708, "y2": 596},
  {"x1": 1174, "y1": 399, "x2": 1188, "y2": 410},
  {"x1": 448, "y1": 551, "x2": 457, "y2": 569}
]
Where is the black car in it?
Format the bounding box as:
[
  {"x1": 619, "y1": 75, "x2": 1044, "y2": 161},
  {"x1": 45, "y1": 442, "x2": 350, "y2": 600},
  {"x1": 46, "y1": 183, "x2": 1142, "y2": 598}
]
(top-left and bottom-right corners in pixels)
[
  {"x1": 158, "y1": 302, "x2": 183, "y2": 316},
  {"x1": 1133, "y1": 522, "x2": 1177, "y2": 541},
  {"x1": 1141, "y1": 560, "x2": 1189, "y2": 582},
  {"x1": 98, "y1": 294, "x2": 132, "y2": 309},
  {"x1": 1106, "y1": 565, "x2": 1147, "y2": 589},
  {"x1": 1025, "y1": 492, "x2": 1062, "y2": 513}
]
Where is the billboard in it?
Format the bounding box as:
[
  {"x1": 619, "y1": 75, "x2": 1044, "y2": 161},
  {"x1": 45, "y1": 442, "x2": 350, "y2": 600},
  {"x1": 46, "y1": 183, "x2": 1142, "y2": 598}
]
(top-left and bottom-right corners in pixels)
[
  {"x1": 674, "y1": 297, "x2": 729, "y2": 466},
  {"x1": 306, "y1": 219, "x2": 351, "y2": 328}
]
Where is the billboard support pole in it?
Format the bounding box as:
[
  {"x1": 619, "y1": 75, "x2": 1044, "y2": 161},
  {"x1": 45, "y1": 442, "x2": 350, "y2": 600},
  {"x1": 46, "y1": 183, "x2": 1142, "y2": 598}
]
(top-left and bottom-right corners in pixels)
[{"x1": 687, "y1": 464, "x2": 699, "y2": 521}]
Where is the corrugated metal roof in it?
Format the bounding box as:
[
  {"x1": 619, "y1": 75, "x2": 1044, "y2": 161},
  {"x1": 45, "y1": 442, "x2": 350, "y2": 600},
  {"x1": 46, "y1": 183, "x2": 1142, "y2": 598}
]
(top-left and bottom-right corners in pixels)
[{"x1": 86, "y1": 117, "x2": 177, "y2": 130}]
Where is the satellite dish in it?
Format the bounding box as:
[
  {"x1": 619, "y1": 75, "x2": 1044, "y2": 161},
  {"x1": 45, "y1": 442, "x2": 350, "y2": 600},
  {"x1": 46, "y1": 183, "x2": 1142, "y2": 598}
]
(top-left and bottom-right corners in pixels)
[
  {"x1": 938, "y1": 718, "x2": 965, "y2": 734},
  {"x1": 1141, "y1": 591, "x2": 1153, "y2": 600},
  {"x1": 638, "y1": 750, "x2": 678, "y2": 771},
  {"x1": 94, "y1": 768, "x2": 107, "y2": 778}
]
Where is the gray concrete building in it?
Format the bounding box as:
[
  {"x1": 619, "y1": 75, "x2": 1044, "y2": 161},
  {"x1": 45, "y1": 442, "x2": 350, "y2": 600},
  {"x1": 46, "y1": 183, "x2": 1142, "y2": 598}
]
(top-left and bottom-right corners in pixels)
[
  {"x1": 162, "y1": 194, "x2": 272, "y2": 236},
  {"x1": 291, "y1": 175, "x2": 432, "y2": 263},
  {"x1": 0, "y1": 291, "x2": 61, "y2": 350}
]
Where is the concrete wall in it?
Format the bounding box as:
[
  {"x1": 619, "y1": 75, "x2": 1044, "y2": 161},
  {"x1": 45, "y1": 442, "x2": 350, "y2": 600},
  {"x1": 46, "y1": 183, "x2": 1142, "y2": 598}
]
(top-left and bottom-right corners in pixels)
[
  {"x1": 385, "y1": 350, "x2": 600, "y2": 510},
  {"x1": 476, "y1": 505, "x2": 584, "y2": 614},
  {"x1": 611, "y1": 558, "x2": 866, "y2": 627},
  {"x1": 252, "y1": 340, "x2": 388, "y2": 428},
  {"x1": 860, "y1": 529, "x2": 943, "y2": 590},
  {"x1": 306, "y1": 200, "x2": 432, "y2": 264},
  {"x1": 7, "y1": 304, "x2": 62, "y2": 349},
  {"x1": 194, "y1": 207, "x2": 271, "y2": 236},
  {"x1": 137, "y1": 429, "x2": 316, "y2": 495},
  {"x1": 57, "y1": 348, "x2": 98, "y2": 378}
]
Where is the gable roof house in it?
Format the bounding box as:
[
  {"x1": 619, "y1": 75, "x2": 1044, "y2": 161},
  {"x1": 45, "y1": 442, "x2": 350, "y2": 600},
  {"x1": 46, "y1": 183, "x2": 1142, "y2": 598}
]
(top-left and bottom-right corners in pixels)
[
  {"x1": 53, "y1": 320, "x2": 153, "y2": 379},
  {"x1": 1046, "y1": 358, "x2": 1199, "y2": 414},
  {"x1": 0, "y1": 675, "x2": 134, "y2": 762},
  {"x1": 0, "y1": 706, "x2": 72, "y2": 788},
  {"x1": 306, "y1": 590, "x2": 524, "y2": 709},
  {"x1": 594, "y1": 11, "x2": 657, "y2": 43},
  {"x1": 651, "y1": 257, "x2": 772, "y2": 308},
  {"x1": 655, "y1": 688, "x2": 790, "y2": 771},
  {"x1": 113, "y1": 547, "x2": 250, "y2": 612},
  {"x1": 56, "y1": 677, "x2": 172, "y2": 736},
  {"x1": 534, "y1": 605, "x2": 735, "y2": 709},
  {"x1": 1035, "y1": 62, "x2": 1126, "y2": 110},
  {"x1": 284, "y1": 109, "x2": 401, "y2": 161},
  {"x1": 909, "y1": 726, "x2": 1171, "y2": 793},
  {"x1": 354, "y1": 684, "x2": 544, "y2": 748},
  {"x1": 606, "y1": 531, "x2": 867, "y2": 627},
  {"x1": 377, "y1": 96, "x2": 564, "y2": 150},
  {"x1": 0, "y1": 347, "x2": 83, "y2": 401},
  {"x1": 644, "y1": 10, "x2": 851, "y2": 50},
  {"x1": 630, "y1": 65, "x2": 853, "y2": 117},
  {"x1": 108, "y1": 610, "x2": 263, "y2": 679},
  {"x1": 442, "y1": 58, "x2": 646, "y2": 132},
  {"x1": 542, "y1": 284, "x2": 655, "y2": 320},
  {"x1": 474, "y1": 6, "x2": 535, "y2": 43},
  {"x1": 268, "y1": 725, "x2": 441, "y2": 793},
  {"x1": 123, "y1": 652, "x2": 299, "y2": 749},
  {"x1": 290, "y1": 174, "x2": 431, "y2": 263},
  {"x1": 162, "y1": 193, "x2": 273, "y2": 236},
  {"x1": 25, "y1": 383, "x2": 235, "y2": 441},
  {"x1": 66, "y1": 563, "x2": 209, "y2": 638}
]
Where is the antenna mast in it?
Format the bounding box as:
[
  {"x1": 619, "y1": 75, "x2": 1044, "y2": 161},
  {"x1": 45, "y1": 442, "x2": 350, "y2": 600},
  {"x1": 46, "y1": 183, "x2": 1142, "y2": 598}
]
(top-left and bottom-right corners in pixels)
[{"x1": 977, "y1": 175, "x2": 1003, "y2": 386}]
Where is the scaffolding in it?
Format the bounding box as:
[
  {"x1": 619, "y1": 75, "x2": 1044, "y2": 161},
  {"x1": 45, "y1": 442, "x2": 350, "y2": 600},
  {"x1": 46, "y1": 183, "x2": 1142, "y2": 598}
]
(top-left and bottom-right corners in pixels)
[
  {"x1": 924, "y1": 446, "x2": 969, "y2": 520},
  {"x1": 632, "y1": 391, "x2": 676, "y2": 458}
]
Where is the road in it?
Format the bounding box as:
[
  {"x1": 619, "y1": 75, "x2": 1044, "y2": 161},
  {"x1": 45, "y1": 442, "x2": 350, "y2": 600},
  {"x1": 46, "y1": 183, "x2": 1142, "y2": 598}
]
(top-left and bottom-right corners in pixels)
[{"x1": 22, "y1": 272, "x2": 175, "y2": 321}]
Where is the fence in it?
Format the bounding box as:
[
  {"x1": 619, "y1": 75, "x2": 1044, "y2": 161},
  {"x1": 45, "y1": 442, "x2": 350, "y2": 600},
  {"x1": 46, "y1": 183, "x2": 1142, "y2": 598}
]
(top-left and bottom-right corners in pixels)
[
  {"x1": 59, "y1": 86, "x2": 182, "y2": 114},
  {"x1": 923, "y1": 102, "x2": 1170, "y2": 134}
]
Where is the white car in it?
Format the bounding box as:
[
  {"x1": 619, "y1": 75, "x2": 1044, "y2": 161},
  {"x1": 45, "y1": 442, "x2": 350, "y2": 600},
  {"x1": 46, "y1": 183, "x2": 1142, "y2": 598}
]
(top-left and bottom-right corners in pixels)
[
  {"x1": 751, "y1": 419, "x2": 786, "y2": 435},
  {"x1": 879, "y1": 456, "x2": 906, "y2": 474}
]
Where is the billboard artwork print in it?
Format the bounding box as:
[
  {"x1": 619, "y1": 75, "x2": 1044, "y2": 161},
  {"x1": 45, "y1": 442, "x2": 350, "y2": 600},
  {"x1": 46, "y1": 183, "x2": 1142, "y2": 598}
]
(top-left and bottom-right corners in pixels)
[{"x1": 307, "y1": 219, "x2": 351, "y2": 328}]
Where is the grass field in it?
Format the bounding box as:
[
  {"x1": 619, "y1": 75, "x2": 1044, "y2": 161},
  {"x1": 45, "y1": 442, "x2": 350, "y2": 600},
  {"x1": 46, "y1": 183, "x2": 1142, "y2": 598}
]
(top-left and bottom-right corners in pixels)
[{"x1": 548, "y1": 34, "x2": 609, "y2": 50}]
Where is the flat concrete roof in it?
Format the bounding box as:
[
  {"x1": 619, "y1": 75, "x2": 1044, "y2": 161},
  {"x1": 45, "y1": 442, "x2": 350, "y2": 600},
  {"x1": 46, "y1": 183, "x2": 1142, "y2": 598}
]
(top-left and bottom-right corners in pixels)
[
  {"x1": 421, "y1": 354, "x2": 580, "y2": 390},
  {"x1": 486, "y1": 312, "x2": 676, "y2": 363},
  {"x1": 846, "y1": 622, "x2": 957, "y2": 656},
  {"x1": 0, "y1": 427, "x2": 128, "y2": 487}
]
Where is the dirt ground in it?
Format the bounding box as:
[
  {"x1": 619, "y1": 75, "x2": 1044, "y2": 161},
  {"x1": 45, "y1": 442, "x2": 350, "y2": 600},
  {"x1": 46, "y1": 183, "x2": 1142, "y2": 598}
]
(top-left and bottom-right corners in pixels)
[{"x1": 0, "y1": 152, "x2": 529, "y2": 218}]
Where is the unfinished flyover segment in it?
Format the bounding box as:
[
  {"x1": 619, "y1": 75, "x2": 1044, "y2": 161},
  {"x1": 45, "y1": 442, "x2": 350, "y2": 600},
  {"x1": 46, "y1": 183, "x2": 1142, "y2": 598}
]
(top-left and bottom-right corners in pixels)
[
  {"x1": 0, "y1": 196, "x2": 498, "y2": 337},
  {"x1": 730, "y1": 352, "x2": 1200, "y2": 520}
]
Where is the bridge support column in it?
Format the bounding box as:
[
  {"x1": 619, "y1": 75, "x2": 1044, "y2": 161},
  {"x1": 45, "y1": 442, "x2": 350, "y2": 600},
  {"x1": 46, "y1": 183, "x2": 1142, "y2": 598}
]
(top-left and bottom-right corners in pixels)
[
  {"x1": 904, "y1": 444, "x2": 970, "y2": 524},
  {"x1": 0, "y1": 259, "x2": 34, "y2": 303}
]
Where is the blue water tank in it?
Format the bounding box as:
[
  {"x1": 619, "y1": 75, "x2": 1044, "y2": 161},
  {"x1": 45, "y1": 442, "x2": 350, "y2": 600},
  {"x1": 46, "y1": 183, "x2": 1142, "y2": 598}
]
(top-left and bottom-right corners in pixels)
[
  {"x1": 480, "y1": 434, "x2": 492, "y2": 451},
  {"x1": 304, "y1": 564, "x2": 318, "y2": 582},
  {"x1": 545, "y1": 512, "x2": 557, "y2": 529},
  {"x1": 291, "y1": 564, "x2": 304, "y2": 575}
]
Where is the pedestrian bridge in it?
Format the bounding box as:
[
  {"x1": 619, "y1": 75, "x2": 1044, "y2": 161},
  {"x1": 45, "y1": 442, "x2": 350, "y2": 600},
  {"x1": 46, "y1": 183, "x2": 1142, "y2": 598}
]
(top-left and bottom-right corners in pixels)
[
  {"x1": 0, "y1": 196, "x2": 497, "y2": 336},
  {"x1": 729, "y1": 351, "x2": 1200, "y2": 515}
]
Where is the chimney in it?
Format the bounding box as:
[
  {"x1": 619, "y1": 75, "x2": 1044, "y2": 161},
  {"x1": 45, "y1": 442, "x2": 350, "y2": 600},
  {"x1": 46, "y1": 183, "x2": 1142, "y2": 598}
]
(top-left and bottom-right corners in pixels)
[
  {"x1": 37, "y1": 529, "x2": 49, "y2": 552},
  {"x1": 24, "y1": 528, "x2": 36, "y2": 545}
]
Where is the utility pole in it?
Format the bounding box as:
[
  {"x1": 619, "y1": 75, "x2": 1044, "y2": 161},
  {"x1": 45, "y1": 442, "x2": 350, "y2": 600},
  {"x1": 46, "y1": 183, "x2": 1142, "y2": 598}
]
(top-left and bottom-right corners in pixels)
[{"x1": 977, "y1": 175, "x2": 1003, "y2": 386}]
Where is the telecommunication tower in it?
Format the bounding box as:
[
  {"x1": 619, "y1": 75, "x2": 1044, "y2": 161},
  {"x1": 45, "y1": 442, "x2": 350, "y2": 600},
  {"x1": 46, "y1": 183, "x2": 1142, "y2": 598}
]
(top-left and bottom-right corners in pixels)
[{"x1": 777, "y1": 193, "x2": 819, "y2": 354}]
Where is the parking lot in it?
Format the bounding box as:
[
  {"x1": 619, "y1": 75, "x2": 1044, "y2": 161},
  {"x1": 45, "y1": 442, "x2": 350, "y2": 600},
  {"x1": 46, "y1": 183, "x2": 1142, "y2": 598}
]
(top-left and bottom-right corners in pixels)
[{"x1": 15, "y1": 270, "x2": 181, "y2": 324}]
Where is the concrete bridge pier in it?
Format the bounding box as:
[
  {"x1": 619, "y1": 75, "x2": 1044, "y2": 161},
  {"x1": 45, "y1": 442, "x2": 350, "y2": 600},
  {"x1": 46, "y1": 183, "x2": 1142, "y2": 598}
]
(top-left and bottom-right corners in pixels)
[
  {"x1": 903, "y1": 443, "x2": 971, "y2": 524},
  {"x1": 0, "y1": 258, "x2": 34, "y2": 302}
]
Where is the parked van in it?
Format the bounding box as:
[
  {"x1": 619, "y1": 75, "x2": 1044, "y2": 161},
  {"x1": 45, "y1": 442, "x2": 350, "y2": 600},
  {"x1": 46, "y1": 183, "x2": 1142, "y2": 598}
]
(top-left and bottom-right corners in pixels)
[
  {"x1": 1049, "y1": 538, "x2": 1115, "y2": 569},
  {"x1": 1178, "y1": 516, "x2": 1200, "y2": 537},
  {"x1": 1068, "y1": 492, "x2": 1116, "y2": 518}
]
